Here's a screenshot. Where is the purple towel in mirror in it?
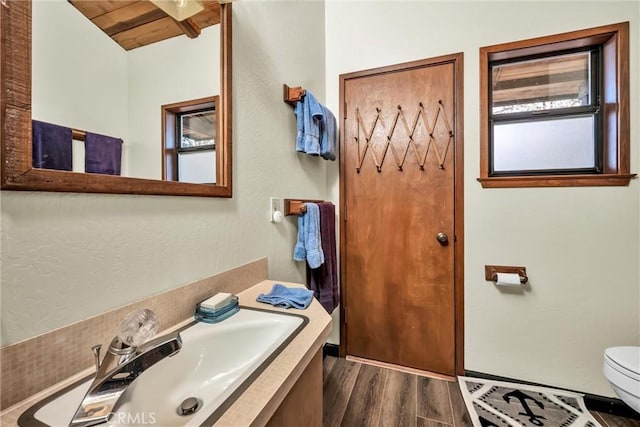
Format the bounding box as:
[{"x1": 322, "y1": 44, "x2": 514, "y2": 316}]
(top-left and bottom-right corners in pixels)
[
  {"x1": 32, "y1": 120, "x2": 73, "y2": 171},
  {"x1": 85, "y1": 132, "x2": 123, "y2": 175}
]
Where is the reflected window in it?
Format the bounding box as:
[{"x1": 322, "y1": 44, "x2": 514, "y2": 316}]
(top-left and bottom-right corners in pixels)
[{"x1": 162, "y1": 96, "x2": 218, "y2": 184}]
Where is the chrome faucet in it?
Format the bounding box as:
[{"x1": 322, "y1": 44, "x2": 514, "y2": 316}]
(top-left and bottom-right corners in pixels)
[{"x1": 70, "y1": 310, "x2": 182, "y2": 427}]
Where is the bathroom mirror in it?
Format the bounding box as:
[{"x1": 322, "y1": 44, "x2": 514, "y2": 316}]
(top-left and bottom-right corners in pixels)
[{"x1": 1, "y1": 0, "x2": 232, "y2": 197}]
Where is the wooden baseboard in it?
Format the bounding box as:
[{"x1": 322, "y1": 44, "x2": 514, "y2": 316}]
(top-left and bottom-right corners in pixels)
[
  {"x1": 464, "y1": 370, "x2": 640, "y2": 420},
  {"x1": 346, "y1": 355, "x2": 456, "y2": 382}
]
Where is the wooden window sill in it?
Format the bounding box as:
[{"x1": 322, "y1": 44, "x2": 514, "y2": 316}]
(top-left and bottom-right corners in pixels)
[{"x1": 477, "y1": 174, "x2": 637, "y2": 188}]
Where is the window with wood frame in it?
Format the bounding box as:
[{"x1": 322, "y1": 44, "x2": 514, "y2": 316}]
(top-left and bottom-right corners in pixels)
[
  {"x1": 479, "y1": 22, "x2": 634, "y2": 188},
  {"x1": 162, "y1": 96, "x2": 218, "y2": 184}
]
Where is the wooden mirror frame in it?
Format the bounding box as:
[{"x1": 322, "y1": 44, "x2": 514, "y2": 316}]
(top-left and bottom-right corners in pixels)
[{"x1": 1, "y1": 1, "x2": 232, "y2": 197}]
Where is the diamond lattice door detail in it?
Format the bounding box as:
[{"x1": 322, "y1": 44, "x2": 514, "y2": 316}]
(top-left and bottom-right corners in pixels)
[{"x1": 354, "y1": 101, "x2": 454, "y2": 173}]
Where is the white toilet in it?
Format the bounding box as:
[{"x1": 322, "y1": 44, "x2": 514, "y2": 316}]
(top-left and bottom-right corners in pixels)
[{"x1": 603, "y1": 346, "x2": 640, "y2": 414}]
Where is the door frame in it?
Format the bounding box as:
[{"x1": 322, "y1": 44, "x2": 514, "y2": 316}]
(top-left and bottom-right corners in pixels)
[{"x1": 338, "y1": 53, "x2": 465, "y2": 375}]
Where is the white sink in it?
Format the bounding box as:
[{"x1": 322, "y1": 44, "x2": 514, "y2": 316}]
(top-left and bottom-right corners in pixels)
[{"x1": 20, "y1": 307, "x2": 307, "y2": 426}]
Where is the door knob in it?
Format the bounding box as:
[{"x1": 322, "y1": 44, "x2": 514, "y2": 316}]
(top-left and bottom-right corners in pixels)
[{"x1": 436, "y1": 232, "x2": 449, "y2": 246}]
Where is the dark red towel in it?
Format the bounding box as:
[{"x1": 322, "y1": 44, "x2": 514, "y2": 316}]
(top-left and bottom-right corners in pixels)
[{"x1": 307, "y1": 202, "x2": 339, "y2": 314}]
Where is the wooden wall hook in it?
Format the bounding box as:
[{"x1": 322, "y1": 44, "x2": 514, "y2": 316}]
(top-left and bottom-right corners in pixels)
[
  {"x1": 283, "y1": 84, "x2": 306, "y2": 106},
  {"x1": 284, "y1": 199, "x2": 324, "y2": 216}
]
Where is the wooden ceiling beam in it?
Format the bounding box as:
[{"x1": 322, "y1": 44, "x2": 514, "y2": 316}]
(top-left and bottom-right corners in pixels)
[
  {"x1": 69, "y1": 0, "x2": 220, "y2": 50},
  {"x1": 112, "y1": 17, "x2": 183, "y2": 50},
  {"x1": 93, "y1": 2, "x2": 167, "y2": 36},
  {"x1": 174, "y1": 18, "x2": 201, "y2": 39},
  {"x1": 69, "y1": 0, "x2": 138, "y2": 20}
]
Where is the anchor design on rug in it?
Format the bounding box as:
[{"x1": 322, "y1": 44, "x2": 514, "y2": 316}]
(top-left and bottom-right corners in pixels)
[
  {"x1": 503, "y1": 389, "x2": 547, "y2": 426},
  {"x1": 479, "y1": 416, "x2": 501, "y2": 427}
]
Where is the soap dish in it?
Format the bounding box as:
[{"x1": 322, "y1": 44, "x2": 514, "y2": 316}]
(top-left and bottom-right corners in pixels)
[{"x1": 195, "y1": 295, "x2": 239, "y2": 324}]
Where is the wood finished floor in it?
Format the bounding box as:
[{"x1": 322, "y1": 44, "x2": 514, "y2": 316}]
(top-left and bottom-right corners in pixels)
[{"x1": 323, "y1": 356, "x2": 640, "y2": 427}]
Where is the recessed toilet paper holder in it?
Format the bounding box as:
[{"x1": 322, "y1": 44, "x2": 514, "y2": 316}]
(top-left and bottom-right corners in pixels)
[{"x1": 484, "y1": 265, "x2": 528, "y2": 284}]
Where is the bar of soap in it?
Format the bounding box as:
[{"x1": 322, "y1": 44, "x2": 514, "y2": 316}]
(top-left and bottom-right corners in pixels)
[{"x1": 200, "y1": 293, "x2": 234, "y2": 310}]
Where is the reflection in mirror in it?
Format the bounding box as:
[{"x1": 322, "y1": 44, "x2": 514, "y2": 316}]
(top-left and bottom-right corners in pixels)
[
  {"x1": 1, "y1": 0, "x2": 232, "y2": 197},
  {"x1": 162, "y1": 96, "x2": 218, "y2": 183},
  {"x1": 32, "y1": 0, "x2": 220, "y2": 181}
]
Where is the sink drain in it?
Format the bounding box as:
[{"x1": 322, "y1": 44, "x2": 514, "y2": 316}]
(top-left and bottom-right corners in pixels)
[{"x1": 177, "y1": 397, "x2": 202, "y2": 416}]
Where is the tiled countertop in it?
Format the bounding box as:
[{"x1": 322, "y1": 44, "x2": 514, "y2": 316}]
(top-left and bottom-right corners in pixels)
[{"x1": 1, "y1": 280, "x2": 333, "y2": 427}]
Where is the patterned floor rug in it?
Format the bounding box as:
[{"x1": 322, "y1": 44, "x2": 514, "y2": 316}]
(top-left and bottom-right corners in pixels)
[{"x1": 458, "y1": 376, "x2": 602, "y2": 427}]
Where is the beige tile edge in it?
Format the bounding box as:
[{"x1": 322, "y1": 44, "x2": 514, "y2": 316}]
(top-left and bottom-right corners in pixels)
[
  {"x1": 0, "y1": 258, "x2": 268, "y2": 410},
  {"x1": 1, "y1": 279, "x2": 333, "y2": 427}
]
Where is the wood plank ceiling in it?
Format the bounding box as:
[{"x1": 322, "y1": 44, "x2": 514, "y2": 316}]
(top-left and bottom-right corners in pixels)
[{"x1": 69, "y1": 0, "x2": 221, "y2": 50}]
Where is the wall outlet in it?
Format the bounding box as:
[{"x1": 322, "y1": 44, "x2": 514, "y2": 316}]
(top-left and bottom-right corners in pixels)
[{"x1": 269, "y1": 197, "x2": 281, "y2": 222}]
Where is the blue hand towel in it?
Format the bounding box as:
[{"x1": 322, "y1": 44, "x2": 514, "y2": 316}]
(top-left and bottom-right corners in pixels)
[
  {"x1": 293, "y1": 215, "x2": 306, "y2": 261},
  {"x1": 256, "y1": 284, "x2": 315, "y2": 309},
  {"x1": 293, "y1": 203, "x2": 325, "y2": 268},
  {"x1": 320, "y1": 105, "x2": 336, "y2": 161},
  {"x1": 292, "y1": 91, "x2": 336, "y2": 161},
  {"x1": 301, "y1": 91, "x2": 324, "y2": 156},
  {"x1": 294, "y1": 101, "x2": 305, "y2": 153},
  {"x1": 303, "y1": 203, "x2": 324, "y2": 269}
]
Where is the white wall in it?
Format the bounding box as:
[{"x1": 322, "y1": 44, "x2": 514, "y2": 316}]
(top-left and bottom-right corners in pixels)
[
  {"x1": 32, "y1": 0, "x2": 129, "y2": 173},
  {"x1": 325, "y1": 1, "x2": 639, "y2": 396},
  {"x1": 127, "y1": 25, "x2": 220, "y2": 180},
  {"x1": 1, "y1": 1, "x2": 327, "y2": 345}
]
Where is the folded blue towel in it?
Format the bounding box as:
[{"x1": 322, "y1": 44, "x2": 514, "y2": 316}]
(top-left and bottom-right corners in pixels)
[
  {"x1": 303, "y1": 203, "x2": 324, "y2": 268},
  {"x1": 293, "y1": 203, "x2": 324, "y2": 269},
  {"x1": 293, "y1": 91, "x2": 324, "y2": 156},
  {"x1": 256, "y1": 284, "x2": 315, "y2": 309},
  {"x1": 303, "y1": 92, "x2": 324, "y2": 156}
]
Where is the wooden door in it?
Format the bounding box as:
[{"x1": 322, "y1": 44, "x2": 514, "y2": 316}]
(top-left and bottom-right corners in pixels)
[{"x1": 340, "y1": 54, "x2": 464, "y2": 376}]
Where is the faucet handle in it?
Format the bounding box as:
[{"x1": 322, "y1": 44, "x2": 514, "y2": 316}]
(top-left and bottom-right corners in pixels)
[
  {"x1": 118, "y1": 309, "x2": 160, "y2": 347},
  {"x1": 91, "y1": 344, "x2": 102, "y2": 371}
]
